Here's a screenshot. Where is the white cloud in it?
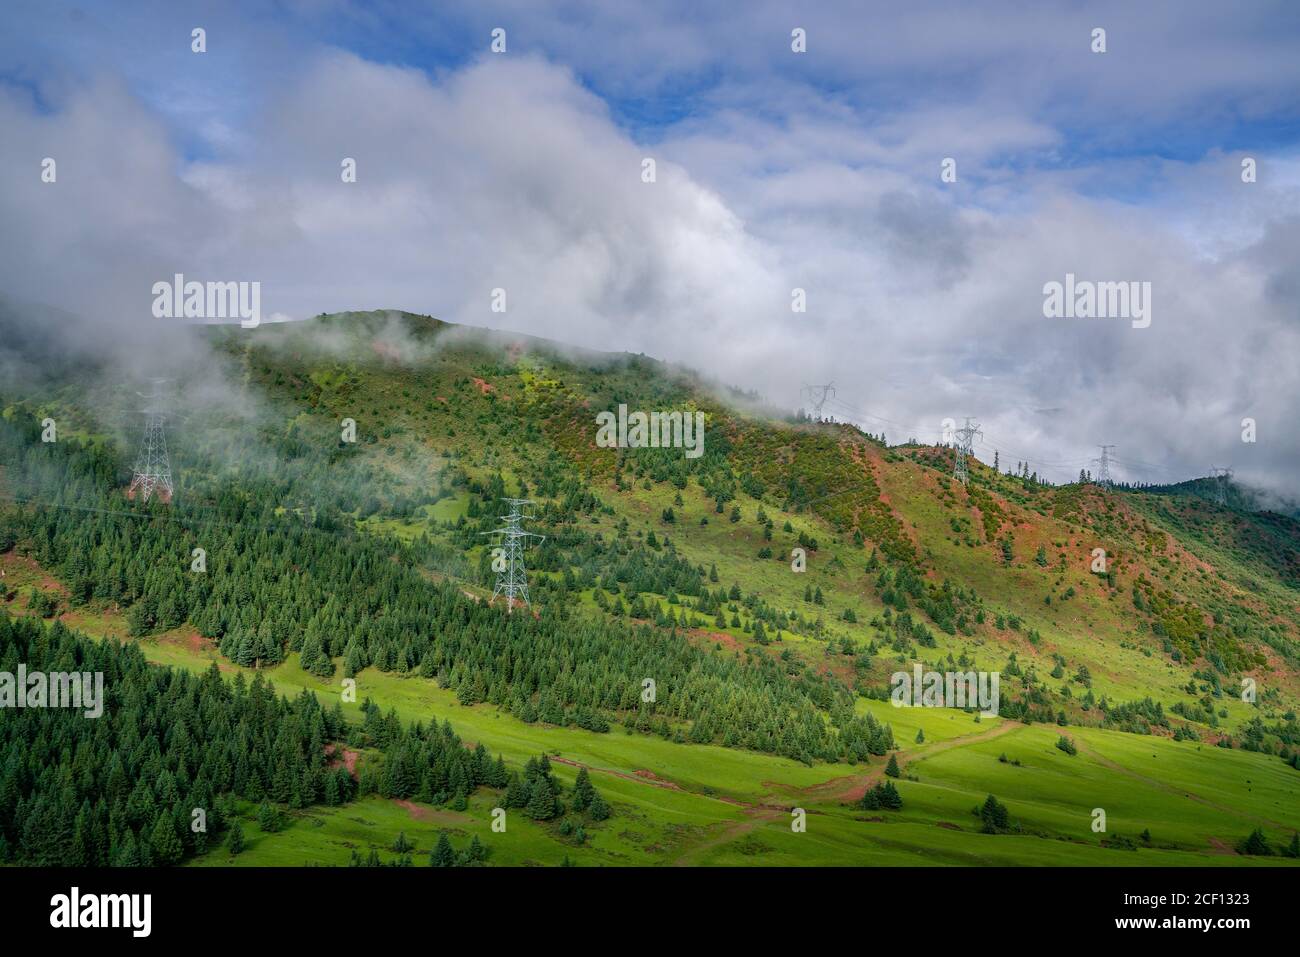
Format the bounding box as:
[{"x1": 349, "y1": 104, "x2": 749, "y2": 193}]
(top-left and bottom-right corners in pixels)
[{"x1": 1, "y1": 39, "x2": 1298, "y2": 498}]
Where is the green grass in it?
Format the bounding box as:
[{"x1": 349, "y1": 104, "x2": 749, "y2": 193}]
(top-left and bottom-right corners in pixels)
[
  {"x1": 7, "y1": 311, "x2": 1300, "y2": 867},
  {"x1": 142, "y1": 634, "x2": 1300, "y2": 867}
]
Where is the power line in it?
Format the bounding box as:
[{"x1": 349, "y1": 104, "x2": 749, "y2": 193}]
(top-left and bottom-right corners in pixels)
[
  {"x1": 823, "y1": 395, "x2": 1094, "y2": 476},
  {"x1": 821, "y1": 394, "x2": 1216, "y2": 488},
  {"x1": 824, "y1": 397, "x2": 933, "y2": 441},
  {"x1": 801, "y1": 382, "x2": 837, "y2": 421},
  {"x1": 1108, "y1": 456, "x2": 1188, "y2": 478},
  {"x1": 0, "y1": 490, "x2": 495, "y2": 600}
]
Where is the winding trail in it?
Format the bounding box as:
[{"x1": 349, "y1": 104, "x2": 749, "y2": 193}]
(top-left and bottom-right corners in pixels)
[
  {"x1": 547, "y1": 755, "x2": 684, "y2": 792},
  {"x1": 671, "y1": 719, "x2": 1024, "y2": 865},
  {"x1": 799, "y1": 720, "x2": 1022, "y2": 805}
]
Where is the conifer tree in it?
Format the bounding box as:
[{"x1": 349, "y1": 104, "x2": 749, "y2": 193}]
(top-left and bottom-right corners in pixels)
[
  {"x1": 572, "y1": 767, "x2": 594, "y2": 812},
  {"x1": 227, "y1": 821, "x2": 245, "y2": 856},
  {"x1": 468, "y1": 835, "x2": 487, "y2": 863},
  {"x1": 151, "y1": 815, "x2": 184, "y2": 866},
  {"x1": 980, "y1": 795, "x2": 1010, "y2": 834},
  {"x1": 431, "y1": 831, "x2": 455, "y2": 867},
  {"x1": 1237, "y1": 827, "x2": 1272, "y2": 856},
  {"x1": 527, "y1": 777, "x2": 558, "y2": 820}
]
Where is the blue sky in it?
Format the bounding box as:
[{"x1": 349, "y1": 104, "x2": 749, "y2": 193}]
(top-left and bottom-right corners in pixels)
[
  {"x1": 2, "y1": 1, "x2": 1299, "y2": 495},
  {"x1": 10, "y1": 2, "x2": 1300, "y2": 169}
]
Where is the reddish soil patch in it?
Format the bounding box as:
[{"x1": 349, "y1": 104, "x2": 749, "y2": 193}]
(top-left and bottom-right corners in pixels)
[
  {"x1": 392, "y1": 799, "x2": 437, "y2": 822},
  {"x1": 325, "y1": 744, "x2": 361, "y2": 779},
  {"x1": 471, "y1": 377, "x2": 494, "y2": 395},
  {"x1": 1207, "y1": 837, "x2": 1237, "y2": 855},
  {"x1": 691, "y1": 629, "x2": 743, "y2": 654},
  {"x1": 1, "y1": 552, "x2": 65, "y2": 592},
  {"x1": 55, "y1": 609, "x2": 123, "y2": 638},
  {"x1": 436, "y1": 396, "x2": 448, "y2": 403},
  {"x1": 157, "y1": 626, "x2": 211, "y2": 654},
  {"x1": 125, "y1": 483, "x2": 171, "y2": 504}
]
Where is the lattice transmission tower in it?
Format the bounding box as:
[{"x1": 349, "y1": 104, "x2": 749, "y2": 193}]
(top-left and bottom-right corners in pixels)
[
  {"x1": 801, "y1": 382, "x2": 836, "y2": 421},
  {"x1": 479, "y1": 498, "x2": 545, "y2": 612},
  {"x1": 1093, "y1": 445, "x2": 1115, "y2": 489},
  {"x1": 952, "y1": 417, "x2": 981, "y2": 486},
  {"x1": 127, "y1": 380, "x2": 174, "y2": 503},
  {"x1": 1210, "y1": 466, "x2": 1233, "y2": 507}
]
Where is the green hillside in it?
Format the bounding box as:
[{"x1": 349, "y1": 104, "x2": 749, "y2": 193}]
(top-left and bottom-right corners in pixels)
[{"x1": 2, "y1": 309, "x2": 1298, "y2": 867}]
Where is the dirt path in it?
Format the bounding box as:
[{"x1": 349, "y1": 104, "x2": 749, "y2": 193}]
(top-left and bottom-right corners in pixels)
[
  {"x1": 391, "y1": 799, "x2": 470, "y2": 825},
  {"x1": 799, "y1": 719, "x2": 1022, "y2": 804},
  {"x1": 547, "y1": 755, "x2": 685, "y2": 791},
  {"x1": 672, "y1": 807, "x2": 786, "y2": 866},
  {"x1": 672, "y1": 719, "x2": 1024, "y2": 865}
]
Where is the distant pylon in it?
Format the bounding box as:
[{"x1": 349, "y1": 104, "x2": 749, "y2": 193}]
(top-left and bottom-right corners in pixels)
[
  {"x1": 953, "y1": 418, "x2": 981, "y2": 486},
  {"x1": 801, "y1": 382, "x2": 836, "y2": 421},
  {"x1": 1210, "y1": 466, "x2": 1233, "y2": 507},
  {"x1": 127, "y1": 379, "x2": 174, "y2": 504},
  {"x1": 1093, "y1": 445, "x2": 1115, "y2": 489},
  {"x1": 479, "y1": 498, "x2": 545, "y2": 612}
]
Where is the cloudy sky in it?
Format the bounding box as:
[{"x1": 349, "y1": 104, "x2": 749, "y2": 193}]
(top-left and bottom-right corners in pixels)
[{"x1": 2, "y1": 1, "x2": 1299, "y2": 495}]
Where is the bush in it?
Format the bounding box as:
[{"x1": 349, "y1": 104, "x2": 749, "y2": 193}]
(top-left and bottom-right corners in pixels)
[
  {"x1": 1237, "y1": 827, "x2": 1273, "y2": 856},
  {"x1": 859, "y1": 780, "x2": 902, "y2": 811},
  {"x1": 979, "y1": 794, "x2": 1011, "y2": 834}
]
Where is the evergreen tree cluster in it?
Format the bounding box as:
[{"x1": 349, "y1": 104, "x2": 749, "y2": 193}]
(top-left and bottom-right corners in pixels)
[
  {"x1": 978, "y1": 794, "x2": 1013, "y2": 834},
  {"x1": 0, "y1": 613, "x2": 351, "y2": 865},
  {"x1": 494, "y1": 757, "x2": 612, "y2": 834},
  {"x1": 0, "y1": 612, "x2": 506, "y2": 866},
  {"x1": 859, "y1": 780, "x2": 902, "y2": 811},
  {"x1": 0, "y1": 413, "x2": 888, "y2": 765}
]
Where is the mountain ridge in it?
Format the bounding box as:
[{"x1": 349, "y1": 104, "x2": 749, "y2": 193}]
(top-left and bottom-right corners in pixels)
[{"x1": 2, "y1": 306, "x2": 1298, "y2": 866}]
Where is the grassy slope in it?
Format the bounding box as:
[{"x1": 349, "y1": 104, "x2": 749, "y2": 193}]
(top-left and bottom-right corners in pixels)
[
  {"x1": 5, "y1": 551, "x2": 1298, "y2": 867},
  {"x1": 3, "y1": 309, "x2": 1299, "y2": 865}
]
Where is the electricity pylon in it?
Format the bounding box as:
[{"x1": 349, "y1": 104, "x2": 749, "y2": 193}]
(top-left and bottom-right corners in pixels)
[
  {"x1": 127, "y1": 379, "x2": 174, "y2": 504},
  {"x1": 1210, "y1": 466, "x2": 1233, "y2": 507},
  {"x1": 801, "y1": 382, "x2": 836, "y2": 421},
  {"x1": 953, "y1": 418, "x2": 981, "y2": 486},
  {"x1": 479, "y1": 498, "x2": 544, "y2": 612},
  {"x1": 1093, "y1": 445, "x2": 1115, "y2": 489}
]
